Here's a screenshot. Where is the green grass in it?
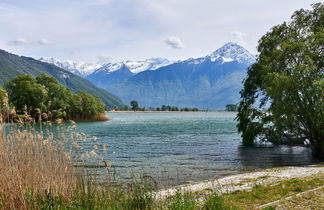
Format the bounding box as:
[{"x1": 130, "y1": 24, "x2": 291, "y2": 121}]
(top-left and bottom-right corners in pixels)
[{"x1": 221, "y1": 173, "x2": 324, "y2": 209}]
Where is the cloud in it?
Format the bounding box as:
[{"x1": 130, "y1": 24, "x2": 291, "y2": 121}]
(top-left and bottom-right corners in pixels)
[
  {"x1": 7, "y1": 38, "x2": 29, "y2": 46},
  {"x1": 96, "y1": 55, "x2": 112, "y2": 64},
  {"x1": 38, "y1": 38, "x2": 48, "y2": 45},
  {"x1": 230, "y1": 31, "x2": 248, "y2": 47},
  {"x1": 165, "y1": 36, "x2": 184, "y2": 49},
  {"x1": 230, "y1": 31, "x2": 247, "y2": 39}
]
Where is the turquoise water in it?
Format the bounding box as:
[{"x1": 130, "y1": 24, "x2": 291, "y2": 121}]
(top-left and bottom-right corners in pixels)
[{"x1": 75, "y1": 112, "x2": 316, "y2": 187}]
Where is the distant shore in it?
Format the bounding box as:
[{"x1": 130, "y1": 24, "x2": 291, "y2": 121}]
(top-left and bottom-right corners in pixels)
[{"x1": 107, "y1": 110, "x2": 238, "y2": 113}]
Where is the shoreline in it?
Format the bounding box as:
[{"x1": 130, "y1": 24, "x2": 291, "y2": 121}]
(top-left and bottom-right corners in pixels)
[
  {"x1": 156, "y1": 163, "x2": 324, "y2": 199},
  {"x1": 107, "y1": 110, "x2": 238, "y2": 113}
]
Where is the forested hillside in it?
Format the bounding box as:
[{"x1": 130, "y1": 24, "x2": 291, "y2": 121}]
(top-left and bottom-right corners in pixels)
[{"x1": 0, "y1": 49, "x2": 124, "y2": 109}]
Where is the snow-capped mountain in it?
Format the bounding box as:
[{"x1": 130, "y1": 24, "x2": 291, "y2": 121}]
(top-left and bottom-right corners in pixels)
[
  {"x1": 40, "y1": 57, "x2": 174, "y2": 77},
  {"x1": 207, "y1": 42, "x2": 256, "y2": 64},
  {"x1": 39, "y1": 58, "x2": 101, "y2": 77},
  {"x1": 105, "y1": 42, "x2": 256, "y2": 110},
  {"x1": 84, "y1": 58, "x2": 175, "y2": 88},
  {"x1": 124, "y1": 58, "x2": 174, "y2": 74},
  {"x1": 92, "y1": 58, "x2": 174, "y2": 74},
  {"x1": 186, "y1": 42, "x2": 255, "y2": 65}
]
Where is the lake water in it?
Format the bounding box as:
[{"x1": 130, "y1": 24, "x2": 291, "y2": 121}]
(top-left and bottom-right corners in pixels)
[{"x1": 75, "y1": 112, "x2": 318, "y2": 187}]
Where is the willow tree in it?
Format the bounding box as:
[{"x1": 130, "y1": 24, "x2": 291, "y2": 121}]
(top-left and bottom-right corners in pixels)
[{"x1": 237, "y1": 3, "x2": 324, "y2": 157}]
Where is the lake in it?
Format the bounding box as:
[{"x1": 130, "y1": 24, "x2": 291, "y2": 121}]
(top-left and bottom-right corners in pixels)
[{"x1": 75, "y1": 112, "x2": 318, "y2": 187}]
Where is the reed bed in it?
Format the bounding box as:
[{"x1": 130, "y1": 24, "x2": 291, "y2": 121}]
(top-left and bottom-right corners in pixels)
[
  {"x1": 0, "y1": 121, "x2": 229, "y2": 209},
  {"x1": 0, "y1": 124, "x2": 75, "y2": 209}
]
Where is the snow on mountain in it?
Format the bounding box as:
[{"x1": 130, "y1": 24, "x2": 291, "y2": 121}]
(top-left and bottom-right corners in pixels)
[
  {"x1": 184, "y1": 42, "x2": 256, "y2": 66},
  {"x1": 96, "y1": 58, "x2": 174, "y2": 74},
  {"x1": 124, "y1": 58, "x2": 174, "y2": 74},
  {"x1": 40, "y1": 57, "x2": 174, "y2": 76},
  {"x1": 39, "y1": 58, "x2": 101, "y2": 77},
  {"x1": 40, "y1": 42, "x2": 254, "y2": 78},
  {"x1": 208, "y1": 42, "x2": 256, "y2": 64}
]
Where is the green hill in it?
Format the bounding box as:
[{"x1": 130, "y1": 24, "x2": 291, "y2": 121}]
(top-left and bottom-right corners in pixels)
[{"x1": 0, "y1": 49, "x2": 124, "y2": 109}]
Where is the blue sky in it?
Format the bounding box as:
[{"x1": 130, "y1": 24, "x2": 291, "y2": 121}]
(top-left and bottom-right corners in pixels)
[{"x1": 0, "y1": 0, "x2": 316, "y2": 63}]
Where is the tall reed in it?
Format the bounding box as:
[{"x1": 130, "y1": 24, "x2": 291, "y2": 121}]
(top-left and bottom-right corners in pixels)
[{"x1": 0, "y1": 124, "x2": 75, "y2": 209}]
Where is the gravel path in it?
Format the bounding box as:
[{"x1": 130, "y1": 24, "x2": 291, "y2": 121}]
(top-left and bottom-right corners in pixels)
[{"x1": 156, "y1": 165, "x2": 324, "y2": 199}]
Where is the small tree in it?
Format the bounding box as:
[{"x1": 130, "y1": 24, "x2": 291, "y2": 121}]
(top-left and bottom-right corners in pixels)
[
  {"x1": 226, "y1": 104, "x2": 237, "y2": 112},
  {"x1": 130, "y1": 100, "x2": 139, "y2": 111}
]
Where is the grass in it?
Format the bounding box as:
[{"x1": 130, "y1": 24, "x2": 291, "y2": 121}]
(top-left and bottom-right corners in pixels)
[
  {"x1": 221, "y1": 174, "x2": 324, "y2": 209},
  {"x1": 270, "y1": 187, "x2": 324, "y2": 209}
]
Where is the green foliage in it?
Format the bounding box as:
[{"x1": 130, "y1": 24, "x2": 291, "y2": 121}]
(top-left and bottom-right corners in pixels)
[
  {"x1": 168, "y1": 191, "x2": 197, "y2": 210},
  {"x1": 225, "y1": 104, "x2": 237, "y2": 112},
  {"x1": 236, "y1": 3, "x2": 324, "y2": 157},
  {"x1": 0, "y1": 88, "x2": 8, "y2": 109},
  {"x1": 130, "y1": 100, "x2": 139, "y2": 111},
  {"x1": 6, "y1": 74, "x2": 47, "y2": 112},
  {"x1": 5, "y1": 74, "x2": 106, "y2": 121},
  {"x1": 76, "y1": 90, "x2": 105, "y2": 119},
  {"x1": 203, "y1": 193, "x2": 234, "y2": 210},
  {"x1": 0, "y1": 49, "x2": 125, "y2": 109}
]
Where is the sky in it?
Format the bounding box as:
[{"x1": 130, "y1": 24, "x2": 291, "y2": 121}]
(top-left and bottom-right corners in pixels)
[{"x1": 0, "y1": 0, "x2": 317, "y2": 63}]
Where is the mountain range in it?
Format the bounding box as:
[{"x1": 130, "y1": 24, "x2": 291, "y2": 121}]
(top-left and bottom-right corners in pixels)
[
  {"x1": 40, "y1": 42, "x2": 255, "y2": 110},
  {"x1": 0, "y1": 49, "x2": 125, "y2": 109}
]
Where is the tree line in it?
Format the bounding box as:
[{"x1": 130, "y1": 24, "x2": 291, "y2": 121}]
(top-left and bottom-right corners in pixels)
[
  {"x1": 0, "y1": 73, "x2": 106, "y2": 123},
  {"x1": 113, "y1": 100, "x2": 200, "y2": 112}
]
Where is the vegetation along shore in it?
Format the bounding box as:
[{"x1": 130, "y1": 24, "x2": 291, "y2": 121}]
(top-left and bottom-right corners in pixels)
[
  {"x1": 0, "y1": 2, "x2": 322, "y2": 210},
  {"x1": 0, "y1": 73, "x2": 109, "y2": 123}
]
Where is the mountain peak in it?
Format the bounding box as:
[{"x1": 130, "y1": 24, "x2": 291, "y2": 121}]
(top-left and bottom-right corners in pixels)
[
  {"x1": 39, "y1": 57, "x2": 101, "y2": 77},
  {"x1": 208, "y1": 42, "x2": 256, "y2": 64}
]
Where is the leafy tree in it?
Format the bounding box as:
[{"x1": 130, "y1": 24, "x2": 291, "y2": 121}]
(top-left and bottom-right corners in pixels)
[
  {"x1": 5, "y1": 74, "x2": 106, "y2": 122},
  {"x1": 226, "y1": 104, "x2": 237, "y2": 111},
  {"x1": 36, "y1": 73, "x2": 72, "y2": 113},
  {"x1": 6, "y1": 74, "x2": 47, "y2": 113},
  {"x1": 77, "y1": 91, "x2": 105, "y2": 119},
  {"x1": 236, "y1": 3, "x2": 324, "y2": 157},
  {"x1": 130, "y1": 100, "x2": 139, "y2": 111}
]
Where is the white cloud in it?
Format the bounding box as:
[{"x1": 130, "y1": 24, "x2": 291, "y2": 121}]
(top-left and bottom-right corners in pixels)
[
  {"x1": 7, "y1": 38, "x2": 29, "y2": 46},
  {"x1": 38, "y1": 38, "x2": 48, "y2": 45},
  {"x1": 165, "y1": 36, "x2": 184, "y2": 49},
  {"x1": 230, "y1": 31, "x2": 248, "y2": 47},
  {"x1": 96, "y1": 55, "x2": 112, "y2": 64},
  {"x1": 0, "y1": 0, "x2": 316, "y2": 61}
]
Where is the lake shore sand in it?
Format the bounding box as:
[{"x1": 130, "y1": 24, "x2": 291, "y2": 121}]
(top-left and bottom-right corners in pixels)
[{"x1": 156, "y1": 164, "x2": 324, "y2": 199}]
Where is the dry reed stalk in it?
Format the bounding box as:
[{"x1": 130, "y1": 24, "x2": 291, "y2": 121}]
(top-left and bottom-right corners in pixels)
[
  {"x1": 93, "y1": 114, "x2": 110, "y2": 121},
  {"x1": 0, "y1": 124, "x2": 76, "y2": 209}
]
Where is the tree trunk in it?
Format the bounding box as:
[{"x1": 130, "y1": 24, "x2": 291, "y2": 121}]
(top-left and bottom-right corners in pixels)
[{"x1": 311, "y1": 139, "x2": 324, "y2": 158}]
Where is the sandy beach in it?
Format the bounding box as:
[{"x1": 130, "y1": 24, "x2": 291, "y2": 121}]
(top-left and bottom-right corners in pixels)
[{"x1": 156, "y1": 164, "x2": 324, "y2": 199}]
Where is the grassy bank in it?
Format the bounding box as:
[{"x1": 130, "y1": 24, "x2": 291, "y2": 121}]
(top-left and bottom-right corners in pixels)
[{"x1": 0, "y1": 123, "x2": 323, "y2": 209}]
